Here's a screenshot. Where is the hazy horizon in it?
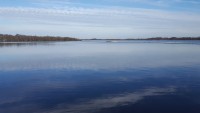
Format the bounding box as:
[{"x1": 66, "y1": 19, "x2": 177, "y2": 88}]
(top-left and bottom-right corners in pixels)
[{"x1": 1, "y1": 0, "x2": 200, "y2": 39}]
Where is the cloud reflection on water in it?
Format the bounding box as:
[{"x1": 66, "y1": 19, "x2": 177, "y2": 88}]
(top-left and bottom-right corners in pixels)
[
  {"x1": 0, "y1": 86, "x2": 176, "y2": 113},
  {"x1": 42, "y1": 87, "x2": 175, "y2": 113},
  {"x1": 1, "y1": 41, "x2": 200, "y2": 71},
  {"x1": 0, "y1": 41, "x2": 200, "y2": 113}
]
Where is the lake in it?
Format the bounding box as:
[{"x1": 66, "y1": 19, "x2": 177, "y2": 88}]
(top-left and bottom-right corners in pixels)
[{"x1": 1, "y1": 40, "x2": 200, "y2": 113}]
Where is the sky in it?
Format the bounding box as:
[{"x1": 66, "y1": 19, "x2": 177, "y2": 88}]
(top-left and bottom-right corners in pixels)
[{"x1": 0, "y1": 0, "x2": 200, "y2": 39}]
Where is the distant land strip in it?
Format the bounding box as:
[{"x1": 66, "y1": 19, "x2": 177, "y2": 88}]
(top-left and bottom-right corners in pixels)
[
  {"x1": 0, "y1": 34, "x2": 80, "y2": 42},
  {"x1": 89, "y1": 37, "x2": 200, "y2": 40},
  {"x1": 1, "y1": 34, "x2": 200, "y2": 42}
]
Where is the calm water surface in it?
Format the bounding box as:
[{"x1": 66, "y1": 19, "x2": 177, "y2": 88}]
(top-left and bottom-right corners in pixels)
[{"x1": 0, "y1": 40, "x2": 200, "y2": 113}]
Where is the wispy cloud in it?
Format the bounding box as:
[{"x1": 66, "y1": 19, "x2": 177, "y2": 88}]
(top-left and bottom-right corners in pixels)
[
  {"x1": 33, "y1": 0, "x2": 200, "y2": 8},
  {"x1": 174, "y1": 0, "x2": 200, "y2": 4},
  {"x1": 0, "y1": 0, "x2": 200, "y2": 38},
  {"x1": 0, "y1": 6, "x2": 200, "y2": 38}
]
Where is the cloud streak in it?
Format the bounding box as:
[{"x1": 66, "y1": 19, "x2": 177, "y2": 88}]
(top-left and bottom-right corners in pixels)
[
  {"x1": 33, "y1": 0, "x2": 200, "y2": 6},
  {"x1": 0, "y1": 1, "x2": 200, "y2": 38}
]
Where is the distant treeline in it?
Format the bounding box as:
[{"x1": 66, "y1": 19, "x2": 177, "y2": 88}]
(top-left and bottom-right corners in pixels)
[
  {"x1": 89, "y1": 37, "x2": 200, "y2": 40},
  {"x1": 145, "y1": 37, "x2": 200, "y2": 40},
  {"x1": 0, "y1": 34, "x2": 80, "y2": 42}
]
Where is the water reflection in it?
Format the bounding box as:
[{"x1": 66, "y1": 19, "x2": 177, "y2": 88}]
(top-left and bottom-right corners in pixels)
[
  {"x1": 0, "y1": 42, "x2": 55, "y2": 47},
  {"x1": 45, "y1": 87, "x2": 175, "y2": 113},
  {"x1": 1, "y1": 41, "x2": 200, "y2": 71},
  {"x1": 0, "y1": 40, "x2": 200, "y2": 113}
]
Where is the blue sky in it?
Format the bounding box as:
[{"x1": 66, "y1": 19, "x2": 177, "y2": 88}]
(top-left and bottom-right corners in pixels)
[{"x1": 0, "y1": 0, "x2": 200, "y2": 38}]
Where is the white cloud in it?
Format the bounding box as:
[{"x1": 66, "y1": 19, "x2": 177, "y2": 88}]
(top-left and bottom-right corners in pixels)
[
  {"x1": 0, "y1": 6, "x2": 200, "y2": 38},
  {"x1": 34, "y1": 0, "x2": 200, "y2": 8}
]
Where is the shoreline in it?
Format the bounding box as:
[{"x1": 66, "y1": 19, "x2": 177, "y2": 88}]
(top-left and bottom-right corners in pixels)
[
  {"x1": 0, "y1": 34, "x2": 81, "y2": 42},
  {"x1": 1, "y1": 34, "x2": 200, "y2": 42}
]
